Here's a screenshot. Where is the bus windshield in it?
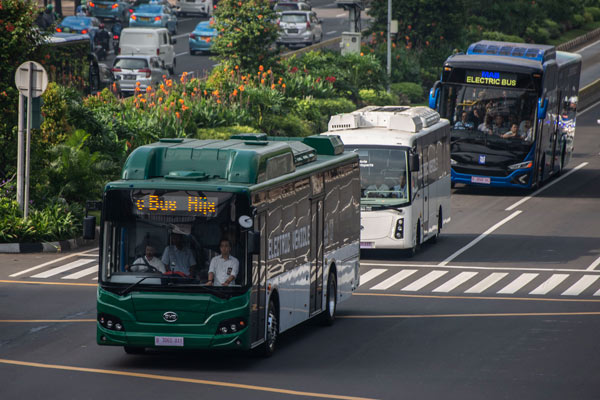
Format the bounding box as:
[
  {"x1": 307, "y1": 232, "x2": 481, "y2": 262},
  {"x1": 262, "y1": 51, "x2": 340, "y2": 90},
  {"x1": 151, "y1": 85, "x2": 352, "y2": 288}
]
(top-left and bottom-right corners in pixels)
[
  {"x1": 348, "y1": 146, "x2": 409, "y2": 207},
  {"x1": 100, "y1": 189, "x2": 251, "y2": 290}
]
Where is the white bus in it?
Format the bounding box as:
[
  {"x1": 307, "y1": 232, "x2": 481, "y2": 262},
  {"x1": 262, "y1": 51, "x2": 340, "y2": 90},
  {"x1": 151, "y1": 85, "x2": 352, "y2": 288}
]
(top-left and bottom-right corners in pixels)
[{"x1": 324, "y1": 106, "x2": 451, "y2": 254}]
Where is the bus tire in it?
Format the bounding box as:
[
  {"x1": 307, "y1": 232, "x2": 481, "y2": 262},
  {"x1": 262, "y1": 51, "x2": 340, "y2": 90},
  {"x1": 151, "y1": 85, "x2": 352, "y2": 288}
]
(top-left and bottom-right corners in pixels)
[
  {"x1": 407, "y1": 222, "x2": 421, "y2": 257},
  {"x1": 431, "y1": 208, "x2": 442, "y2": 243},
  {"x1": 261, "y1": 299, "x2": 278, "y2": 357},
  {"x1": 123, "y1": 346, "x2": 145, "y2": 355},
  {"x1": 320, "y1": 271, "x2": 337, "y2": 326}
]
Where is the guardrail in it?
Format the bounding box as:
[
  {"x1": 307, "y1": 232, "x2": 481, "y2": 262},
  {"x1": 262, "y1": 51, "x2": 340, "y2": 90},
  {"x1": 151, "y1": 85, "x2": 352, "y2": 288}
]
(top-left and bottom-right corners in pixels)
[
  {"x1": 556, "y1": 27, "x2": 600, "y2": 52},
  {"x1": 578, "y1": 79, "x2": 600, "y2": 110}
]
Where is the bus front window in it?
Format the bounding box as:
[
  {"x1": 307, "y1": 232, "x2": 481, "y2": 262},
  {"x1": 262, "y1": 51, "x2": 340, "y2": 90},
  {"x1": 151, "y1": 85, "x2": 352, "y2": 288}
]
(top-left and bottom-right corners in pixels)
[
  {"x1": 349, "y1": 146, "x2": 409, "y2": 207},
  {"x1": 100, "y1": 189, "x2": 251, "y2": 290}
]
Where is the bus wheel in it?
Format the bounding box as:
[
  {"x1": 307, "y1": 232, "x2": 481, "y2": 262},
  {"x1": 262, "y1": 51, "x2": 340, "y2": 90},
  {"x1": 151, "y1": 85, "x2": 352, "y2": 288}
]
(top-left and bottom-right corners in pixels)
[
  {"x1": 262, "y1": 299, "x2": 278, "y2": 357},
  {"x1": 407, "y1": 223, "x2": 421, "y2": 257},
  {"x1": 431, "y1": 209, "x2": 442, "y2": 243},
  {"x1": 123, "y1": 346, "x2": 145, "y2": 355},
  {"x1": 320, "y1": 271, "x2": 337, "y2": 326}
]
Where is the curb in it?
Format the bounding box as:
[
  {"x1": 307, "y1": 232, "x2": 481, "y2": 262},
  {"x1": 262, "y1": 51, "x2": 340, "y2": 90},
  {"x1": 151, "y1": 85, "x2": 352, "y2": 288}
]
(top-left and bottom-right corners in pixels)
[{"x1": 0, "y1": 236, "x2": 97, "y2": 254}]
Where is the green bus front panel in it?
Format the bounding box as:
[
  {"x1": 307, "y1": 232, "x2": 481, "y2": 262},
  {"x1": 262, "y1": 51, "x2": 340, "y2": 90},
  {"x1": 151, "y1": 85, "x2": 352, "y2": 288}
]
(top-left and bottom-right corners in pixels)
[{"x1": 97, "y1": 287, "x2": 253, "y2": 350}]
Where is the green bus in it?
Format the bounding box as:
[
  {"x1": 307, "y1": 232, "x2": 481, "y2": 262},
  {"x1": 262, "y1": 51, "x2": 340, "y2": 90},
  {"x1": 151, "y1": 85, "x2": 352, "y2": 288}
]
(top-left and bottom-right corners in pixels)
[{"x1": 87, "y1": 134, "x2": 361, "y2": 355}]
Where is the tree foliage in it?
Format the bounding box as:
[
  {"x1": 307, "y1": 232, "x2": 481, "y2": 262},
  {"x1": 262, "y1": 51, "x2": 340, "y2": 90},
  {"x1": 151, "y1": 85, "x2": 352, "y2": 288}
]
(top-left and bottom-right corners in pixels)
[{"x1": 211, "y1": 0, "x2": 280, "y2": 73}]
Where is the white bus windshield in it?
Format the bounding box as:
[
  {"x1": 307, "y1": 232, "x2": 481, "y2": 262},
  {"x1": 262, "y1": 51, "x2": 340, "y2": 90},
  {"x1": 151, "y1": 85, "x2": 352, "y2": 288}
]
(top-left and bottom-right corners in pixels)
[
  {"x1": 349, "y1": 147, "x2": 409, "y2": 207},
  {"x1": 100, "y1": 189, "x2": 250, "y2": 290}
]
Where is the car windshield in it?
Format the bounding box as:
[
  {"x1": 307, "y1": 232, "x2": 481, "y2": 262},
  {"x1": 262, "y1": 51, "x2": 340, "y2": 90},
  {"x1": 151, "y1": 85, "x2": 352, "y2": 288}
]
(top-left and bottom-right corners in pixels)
[
  {"x1": 101, "y1": 189, "x2": 252, "y2": 290},
  {"x1": 275, "y1": 4, "x2": 299, "y2": 11},
  {"x1": 62, "y1": 16, "x2": 91, "y2": 26},
  {"x1": 136, "y1": 5, "x2": 163, "y2": 13},
  {"x1": 346, "y1": 146, "x2": 410, "y2": 207},
  {"x1": 114, "y1": 58, "x2": 149, "y2": 69},
  {"x1": 281, "y1": 14, "x2": 306, "y2": 23}
]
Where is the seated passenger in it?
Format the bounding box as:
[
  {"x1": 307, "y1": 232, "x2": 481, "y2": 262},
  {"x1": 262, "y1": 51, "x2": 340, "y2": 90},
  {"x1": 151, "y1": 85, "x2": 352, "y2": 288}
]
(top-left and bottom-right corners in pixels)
[
  {"x1": 492, "y1": 114, "x2": 505, "y2": 136},
  {"x1": 502, "y1": 123, "x2": 519, "y2": 139},
  {"x1": 366, "y1": 175, "x2": 390, "y2": 198},
  {"x1": 161, "y1": 233, "x2": 197, "y2": 277},
  {"x1": 127, "y1": 244, "x2": 165, "y2": 272},
  {"x1": 454, "y1": 111, "x2": 474, "y2": 130},
  {"x1": 478, "y1": 115, "x2": 493, "y2": 134},
  {"x1": 392, "y1": 175, "x2": 408, "y2": 198},
  {"x1": 518, "y1": 120, "x2": 533, "y2": 141},
  {"x1": 207, "y1": 238, "x2": 239, "y2": 286}
]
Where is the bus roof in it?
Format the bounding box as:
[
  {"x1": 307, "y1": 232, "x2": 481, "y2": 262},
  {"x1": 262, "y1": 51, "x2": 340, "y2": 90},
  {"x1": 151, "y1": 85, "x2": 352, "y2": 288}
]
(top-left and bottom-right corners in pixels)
[
  {"x1": 325, "y1": 106, "x2": 450, "y2": 147},
  {"x1": 466, "y1": 40, "x2": 555, "y2": 63},
  {"x1": 109, "y1": 135, "x2": 356, "y2": 192}
]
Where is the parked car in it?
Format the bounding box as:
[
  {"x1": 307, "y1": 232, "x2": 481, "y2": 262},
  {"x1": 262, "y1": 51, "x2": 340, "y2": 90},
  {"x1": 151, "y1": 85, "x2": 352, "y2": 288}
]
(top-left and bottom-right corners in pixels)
[
  {"x1": 129, "y1": 3, "x2": 178, "y2": 35},
  {"x1": 87, "y1": 0, "x2": 130, "y2": 24},
  {"x1": 176, "y1": 0, "x2": 214, "y2": 17},
  {"x1": 56, "y1": 16, "x2": 101, "y2": 42},
  {"x1": 274, "y1": 1, "x2": 311, "y2": 12},
  {"x1": 112, "y1": 55, "x2": 168, "y2": 96},
  {"x1": 119, "y1": 27, "x2": 176, "y2": 75},
  {"x1": 189, "y1": 20, "x2": 216, "y2": 55},
  {"x1": 277, "y1": 11, "x2": 322, "y2": 47}
]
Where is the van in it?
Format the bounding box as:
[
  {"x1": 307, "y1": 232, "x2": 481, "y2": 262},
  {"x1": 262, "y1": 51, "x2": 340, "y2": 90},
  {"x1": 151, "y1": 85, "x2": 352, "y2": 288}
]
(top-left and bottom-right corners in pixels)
[
  {"x1": 119, "y1": 27, "x2": 176, "y2": 75},
  {"x1": 176, "y1": 0, "x2": 213, "y2": 17}
]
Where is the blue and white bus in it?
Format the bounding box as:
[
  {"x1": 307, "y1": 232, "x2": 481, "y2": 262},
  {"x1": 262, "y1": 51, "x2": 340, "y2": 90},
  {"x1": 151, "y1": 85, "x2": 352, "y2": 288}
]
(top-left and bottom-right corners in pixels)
[{"x1": 429, "y1": 40, "x2": 581, "y2": 188}]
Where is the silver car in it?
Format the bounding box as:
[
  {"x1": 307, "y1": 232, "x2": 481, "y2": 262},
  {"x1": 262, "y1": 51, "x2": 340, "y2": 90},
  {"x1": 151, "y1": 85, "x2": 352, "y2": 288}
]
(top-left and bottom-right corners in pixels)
[
  {"x1": 111, "y1": 55, "x2": 168, "y2": 96},
  {"x1": 277, "y1": 11, "x2": 323, "y2": 47}
]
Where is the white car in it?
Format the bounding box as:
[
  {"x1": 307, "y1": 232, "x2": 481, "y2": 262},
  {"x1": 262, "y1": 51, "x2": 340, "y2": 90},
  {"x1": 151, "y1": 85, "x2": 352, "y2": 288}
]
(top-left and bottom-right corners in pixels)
[
  {"x1": 112, "y1": 55, "x2": 168, "y2": 96},
  {"x1": 277, "y1": 11, "x2": 323, "y2": 47},
  {"x1": 176, "y1": 0, "x2": 214, "y2": 17},
  {"x1": 118, "y1": 27, "x2": 177, "y2": 75}
]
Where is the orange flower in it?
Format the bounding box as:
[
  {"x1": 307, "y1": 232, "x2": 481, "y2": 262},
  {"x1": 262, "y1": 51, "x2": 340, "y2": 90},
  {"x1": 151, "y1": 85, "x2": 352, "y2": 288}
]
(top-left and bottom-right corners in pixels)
[
  {"x1": 140, "y1": 98, "x2": 147, "y2": 103},
  {"x1": 170, "y1": 101, "x2": 175, "y2": 107},
  {"x1": 176, "y1": 111, "x2": 181, "y2": 118},
  {"x1": 259, "y1": 65, "x2": 264, "y2": 72},
  {"x1": 267, "y1": 69, "x2": 272, "y2": 75},
  {"x1": 204, "y1": 90, "x2": 208, "y2": 96},
  {"x1": 261, "y1": 79, "x2": 265, "y2": 84},
  {"x1": 282, "y1": 83, "x2": 286, "y2": 88},
  {"x1": 258, "y1": 14, "x2": 263, "y2": 19},
  {"x1": 136, "y1": 81, "x2": 141, "y2": 86},
  {"x1": 224, "y1": 66, "x2": 228, "y2": 72},
  {"x1": 235, "y1": 65, "x2": 239, "y2": 70},
  {"x1": 158, "y1": 97, "x2": 163, "y2": 102},
  {"x1": 182, "y1": 105, "x2": 189, "y2": 111},
  {"x1": 237, "y1": 1, "x2": 241, "y2": 5},
  {"x1": 360, "y1": 52, "x2": 364, "y2": 56},
  {"x1": 238, "y1": 85, "x2": 245, "y2": 92},
  {"x1": 179, "y1": 99, "x2": 184, "y2": 104},
  {"x1": 217, "y1": 99, "x2": 221, "y2": 104},
  {"x1": 232, "y1": 89, "x2": 238, "y2": 96},
  {"x1": 212, "y1": 89, "x2": 219, "y2": 97},
  {"x1": 271, "y1": 84, "x2": 276, "y2": 90},
  {"x1": 146, "y1": 85, "x2": 152, "y2": 92}
]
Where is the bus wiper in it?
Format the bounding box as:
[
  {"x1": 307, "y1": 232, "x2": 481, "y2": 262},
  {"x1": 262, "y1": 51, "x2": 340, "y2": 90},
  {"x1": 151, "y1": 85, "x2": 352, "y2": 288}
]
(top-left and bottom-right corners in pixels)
[{"x1": 119, "y1": 276, "x2": 153, "y2": 296}]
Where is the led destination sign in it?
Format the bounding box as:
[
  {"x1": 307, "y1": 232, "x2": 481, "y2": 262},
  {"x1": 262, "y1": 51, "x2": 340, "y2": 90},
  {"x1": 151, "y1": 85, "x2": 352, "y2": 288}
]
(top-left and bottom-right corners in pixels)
[
  {"x1": 465, "y1": 70, "x2": 517, "y2": 87},
  {"x1": 133, "y1": 194, "x2": 217, "y2": 216}
]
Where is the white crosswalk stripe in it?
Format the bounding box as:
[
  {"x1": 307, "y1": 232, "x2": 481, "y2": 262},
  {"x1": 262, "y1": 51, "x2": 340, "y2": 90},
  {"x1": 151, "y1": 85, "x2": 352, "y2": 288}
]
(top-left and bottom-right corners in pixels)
[
  {"x1": 497, "y1": 273, "x2": 539, "y2": 294},
  {"x1": 465, "y1": 272, "x2": 508, "y2": 294},
  {"x1": 62, "y1": 265, "x2": 98, "y2": 280},
  {"x1": 401, "y1": 270, "x2": 448, "y2": 291},
  {"x1": 562, "y1": 275, "x2": 600, "y2": 296},
  {"x1": 433, "y1": 272, "x2": 478, "y2": 293},
  {"x1": 370, "y1": 270, "x2": 417, "y2": 290},
  {"x1": 359, "y1": 269, "x2": 386, "y2": 286},
  {"x1": 529, "y1": 274, "x2": 569, "y2": 295},
  {"x1": 31, "y1": 259, "x2": 94, "y2": 278}
]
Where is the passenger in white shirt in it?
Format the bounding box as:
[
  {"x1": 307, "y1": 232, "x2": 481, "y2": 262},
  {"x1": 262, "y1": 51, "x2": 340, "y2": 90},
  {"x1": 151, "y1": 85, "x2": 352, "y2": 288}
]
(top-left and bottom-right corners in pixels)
[
  {"x1": 128, "y1": 245, "x2": 166, "y2": 272},
  {"x1": 207, "y1": 238, "x2": 239, "y2": 286}
]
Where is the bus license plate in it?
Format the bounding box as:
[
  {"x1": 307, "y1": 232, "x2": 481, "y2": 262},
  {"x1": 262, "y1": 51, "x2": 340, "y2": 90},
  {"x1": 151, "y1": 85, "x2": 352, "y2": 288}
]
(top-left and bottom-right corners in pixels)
[
  {"x1": 155, "y1": 336, "x2": 184, "y2": 347},
  {"x1": 471, "y1": 176, "x2": 490, "y2": 184},
  {"x1": 360, "y1": 241, "x2": 374, "y2": 249}
]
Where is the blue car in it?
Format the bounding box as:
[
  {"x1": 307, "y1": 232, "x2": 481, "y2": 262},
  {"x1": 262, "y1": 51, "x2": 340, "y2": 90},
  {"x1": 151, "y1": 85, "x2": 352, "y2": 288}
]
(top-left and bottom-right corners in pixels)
[
  {"x1": 88, "y1": 0, "x2": 130, "y2": 23},
  {"x1": 129, "y1": 4, "x2": 178, "y2": 35},
  {"x1": 56, "y1": 16, "x2": 101, "y2": 42},
  {"x1": 189, "y1": 20, "x2": 216, "y2": 55}
]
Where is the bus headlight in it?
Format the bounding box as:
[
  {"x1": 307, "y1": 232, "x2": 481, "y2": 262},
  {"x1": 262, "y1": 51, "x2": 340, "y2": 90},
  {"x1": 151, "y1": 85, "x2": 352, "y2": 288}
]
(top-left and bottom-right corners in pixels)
[
  {"x1": 394, "y1": 218, "x2": 404, "y2": 239},
  {"x1": 216, "y1": 318, "x2": 247, "y2": 335},
  {"x1": 98, "y1": 313, "x2": 125, "y2": 331},
  {"x1": 508, "y1": 161, "x2": 533, "y2": 170}
]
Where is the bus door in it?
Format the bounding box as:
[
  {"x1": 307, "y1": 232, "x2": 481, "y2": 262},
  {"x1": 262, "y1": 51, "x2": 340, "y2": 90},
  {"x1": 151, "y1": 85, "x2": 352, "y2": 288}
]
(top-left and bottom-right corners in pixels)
[
  {"x1": 421, "y1": 142, "x2": 430, "y2": 238},
  {"x1": 250, "y1": 211, "x2": 267, "y2": 346},
  {"x1": 309, "y1": 198, "x2": 324, "y2": 316},
  {"x1": 549, "y1": 90, "x2": 560, "y2": 173}
]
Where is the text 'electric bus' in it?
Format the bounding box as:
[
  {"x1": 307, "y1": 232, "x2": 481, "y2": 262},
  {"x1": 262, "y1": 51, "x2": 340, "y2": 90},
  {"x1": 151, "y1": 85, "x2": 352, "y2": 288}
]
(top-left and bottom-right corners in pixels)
[
  {"x1": 429, "y1": 40, "x2": 581, "y2": 189},
  {"x1": 85, "y1": 134, "x2": 361, "y2": 356},
  {"x1": 324, "y1": 106, "x2": 451, "y2": 254}
]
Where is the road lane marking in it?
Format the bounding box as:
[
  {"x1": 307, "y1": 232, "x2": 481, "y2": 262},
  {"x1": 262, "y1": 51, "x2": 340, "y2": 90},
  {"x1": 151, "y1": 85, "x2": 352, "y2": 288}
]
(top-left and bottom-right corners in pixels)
[
  {"x1": 9, "y1": 248, "x2": 99, "y2": 277},
  {"x1": 0, "y1": 319, "x2": 95, "y2": 323},
  {"x1": 401, "y1": 270, "x2": 448, "y2": 291},
  {"x1": 339, "y1": 311, "x2": 600, "y2": 319},
  {"x1": 336, "y1": 12, "x2": 346, "y2": 17},
  {"x1": 586, "y1": 255, "x2": 600, "y2": 271},
  {"x1": 497, "y1": 273, "x2": 538, "y2": 294},
  {"x1": 0, "y1": 280, "x2": 96, "y2": 287},
  {"x1": 326, "y1": 30, "x2": 337, "y2": 35},
  {"x1": 438, "y1": 210, "x2": 522, "y2": 266},
  {"x1": 529, "y1": 274, "x2": 569, "y2": 295},
  {"x1": 505, "y1": 162, "x2": 588, "y2": 211},
  {"x1": 176, "y1": 51, "x2": 189, "y2": 57},
  {"x1": 464, "y1": 272, "x2": 508, "y2": 293},
  {"x1": 562, "y1": 275, "x2": 600, "y2": 296},
  {"x1": 575, "y1": 39, "x2": 600, "y2": 53},
  {"x1": 62, "y1": 265, "x2": 98, "y2": 280},
  {"x1": 432, "y1": 271, "x2": 478, "y2": 293},
  {"x1": 361, "y1": 262, "x2": 600, "y2": 274},
  {"x1": 352, "y1": 292, "x2": 600, "y2": 302},
  {"x1": 369, "y1": 269, "x2": 416, "y2": 290},
  {"x1": 0, "y1": 359, "x2": 377, "y2": 400},
  {"x1": 359, "y1": 269, "x2": 386, "y2": 286},
  {"x1": 31, "y1": 259, "x2": 93, "y2": 279}
]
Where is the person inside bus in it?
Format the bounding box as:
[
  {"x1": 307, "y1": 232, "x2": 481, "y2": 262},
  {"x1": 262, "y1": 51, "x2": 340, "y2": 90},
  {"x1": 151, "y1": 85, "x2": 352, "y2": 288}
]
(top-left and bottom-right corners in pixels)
[
  {"x1": 127, "y1": 244, "x2": 165, "y2": 273},
  {"x1": 161, "y1": 233, "x2": 197, "y2": 277},
  {"x1": 478, "y1": 114, "x2": 493, "y2": 134},
  {"x1": 392, "y1": 175, "x2": 408, "y2": 198},
  {"x1": 366, "y1": 175, "x2": 390, "y2": 198},
  {"x1": 454, "y1": 111, "x2": 474, "y2": 130},
  {"x1": 492, "y1": 114, "x2": 505, "y2": 136},
  {"x1": 518, "y1": 120, "x2": 533, "y2": 141},
  {"x1": 501, "y1": 123, "x2": 519, "y2": 139},
  {"x1": 206, "y1": 238, "x2": 239, "y2": 286}
]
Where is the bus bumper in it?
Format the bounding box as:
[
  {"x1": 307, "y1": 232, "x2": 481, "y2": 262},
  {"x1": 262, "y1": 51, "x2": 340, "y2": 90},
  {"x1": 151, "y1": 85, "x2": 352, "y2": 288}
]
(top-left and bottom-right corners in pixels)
[{"x1": 451, "y1": 168, "x2": 533, "y2": 188}]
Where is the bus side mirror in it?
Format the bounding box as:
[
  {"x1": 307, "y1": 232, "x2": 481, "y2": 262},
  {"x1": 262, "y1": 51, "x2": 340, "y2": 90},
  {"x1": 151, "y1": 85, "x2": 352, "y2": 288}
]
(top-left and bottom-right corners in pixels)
[
  {"x1": 248, "y1": 231, "x2": 260, "y2": 254},
  {"x1": 410, "y1": 153, "x2": 420, "y2": 172},
  {"x1": 83, "y1": 216, "x2": 96, "y2": 240},
  {"x1": 537, "y1": 97, "x2": 548, "y2": 120},
  {"x1": 429, "y1": 81, "x2": 440, "y2": 110}
]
